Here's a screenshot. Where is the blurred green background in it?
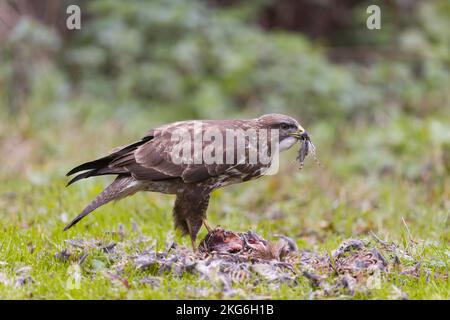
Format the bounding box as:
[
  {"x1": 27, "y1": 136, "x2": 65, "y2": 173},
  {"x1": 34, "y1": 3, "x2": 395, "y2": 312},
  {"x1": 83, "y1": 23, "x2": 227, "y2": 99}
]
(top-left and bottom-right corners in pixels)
[
  {"x1": 0, "y1": 0, "x2": 448, "y2": 181},
  {"x1": 0, "y1": 0, "x2": 449, "y2": 299}
]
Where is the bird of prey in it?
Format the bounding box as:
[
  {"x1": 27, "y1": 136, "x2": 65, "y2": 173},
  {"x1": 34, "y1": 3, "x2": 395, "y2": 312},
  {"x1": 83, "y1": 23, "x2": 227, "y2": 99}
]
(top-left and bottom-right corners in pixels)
[{"x1": 65, "y1": 114, "x2": 309, "y2": 248}]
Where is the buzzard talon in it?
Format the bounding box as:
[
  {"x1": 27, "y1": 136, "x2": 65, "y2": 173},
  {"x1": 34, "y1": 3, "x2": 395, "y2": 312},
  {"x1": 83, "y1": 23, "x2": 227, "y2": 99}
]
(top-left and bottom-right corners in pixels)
[{"x1": 65, "y1": 114, "x2": 312, "y2": 245}]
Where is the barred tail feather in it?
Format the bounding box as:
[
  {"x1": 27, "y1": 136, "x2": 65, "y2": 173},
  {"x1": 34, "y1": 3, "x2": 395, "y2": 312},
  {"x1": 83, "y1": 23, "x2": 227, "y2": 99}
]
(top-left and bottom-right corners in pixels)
[{"x1": 64, "y1": 176, "x2": 140, "y2": 230}]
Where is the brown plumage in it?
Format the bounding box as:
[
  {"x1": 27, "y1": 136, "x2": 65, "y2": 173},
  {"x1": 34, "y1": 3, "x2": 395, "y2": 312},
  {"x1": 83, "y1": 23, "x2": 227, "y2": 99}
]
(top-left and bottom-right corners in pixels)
[{"x1": 65, "y1": 114, "x2": 309, "y2": 248}]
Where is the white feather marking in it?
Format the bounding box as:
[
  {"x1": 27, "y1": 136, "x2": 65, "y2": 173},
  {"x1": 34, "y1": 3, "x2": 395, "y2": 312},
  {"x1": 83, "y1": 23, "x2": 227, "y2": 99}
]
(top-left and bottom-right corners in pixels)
[{"x1": 279, "y1": 137, "x2": 297, "y2": 152}]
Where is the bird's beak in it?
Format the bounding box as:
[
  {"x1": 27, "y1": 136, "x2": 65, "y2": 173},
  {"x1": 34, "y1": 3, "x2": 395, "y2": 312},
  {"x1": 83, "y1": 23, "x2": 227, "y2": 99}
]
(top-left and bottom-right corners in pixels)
[{"x1": 288, "y1": 127, "x2": 309, "y2": 140}]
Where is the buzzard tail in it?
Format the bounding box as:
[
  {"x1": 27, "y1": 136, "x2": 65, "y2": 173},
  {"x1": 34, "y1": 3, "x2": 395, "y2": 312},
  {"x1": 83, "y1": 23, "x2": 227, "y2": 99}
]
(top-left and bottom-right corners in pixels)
[
  {"x1": 66, "y1": 136, "x2": 153, "y2": 185},
  {"x1": 64, "y1": 175, "x2": 140, "y2": 230}
]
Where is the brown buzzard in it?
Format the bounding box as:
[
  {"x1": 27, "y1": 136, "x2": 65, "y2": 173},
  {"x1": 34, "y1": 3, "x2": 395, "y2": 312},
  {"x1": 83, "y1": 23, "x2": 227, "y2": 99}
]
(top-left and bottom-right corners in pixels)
[{"x1": 65, "y1": 114, "x2": 309, "y2": 248}]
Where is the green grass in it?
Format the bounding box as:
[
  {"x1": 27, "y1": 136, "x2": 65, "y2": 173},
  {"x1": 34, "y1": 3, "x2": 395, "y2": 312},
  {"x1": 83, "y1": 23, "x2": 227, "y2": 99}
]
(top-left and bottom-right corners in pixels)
[
  {"x1": 0, "y1": 123, "x2": 450, "y2": 299},
  {"x1": 0, "y1": 117, "x2": 449, "y2": 299},
  {"x1": 0, "y1": 0, "x2": 448, "y2": 299}
]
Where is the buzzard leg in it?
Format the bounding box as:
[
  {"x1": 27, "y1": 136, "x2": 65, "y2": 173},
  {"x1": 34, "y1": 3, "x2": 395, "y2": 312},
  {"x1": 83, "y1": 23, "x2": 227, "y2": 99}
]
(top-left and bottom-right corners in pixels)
[
  {"x1": 203, "y1": 219, "x2": 213, "y2": 233},
  {"x1": 173, "y1": 188, "x2": 211, "y2": 251},
  {"x1": 186, "y1": 219, "x2": 197, "y2": 250}
]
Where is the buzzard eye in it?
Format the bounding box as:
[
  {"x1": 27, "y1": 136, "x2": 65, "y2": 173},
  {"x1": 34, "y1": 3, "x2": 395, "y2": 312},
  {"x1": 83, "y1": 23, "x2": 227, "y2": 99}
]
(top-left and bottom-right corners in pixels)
[{"x1": 280, "y1": 123, "x2": 289, "y2": 130}]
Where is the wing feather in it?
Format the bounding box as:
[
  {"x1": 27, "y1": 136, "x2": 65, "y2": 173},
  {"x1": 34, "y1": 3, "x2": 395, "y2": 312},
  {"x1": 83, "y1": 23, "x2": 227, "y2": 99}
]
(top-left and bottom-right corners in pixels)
[{"x1": 108, "y1": 119, "x2": 266, "y2": 184}]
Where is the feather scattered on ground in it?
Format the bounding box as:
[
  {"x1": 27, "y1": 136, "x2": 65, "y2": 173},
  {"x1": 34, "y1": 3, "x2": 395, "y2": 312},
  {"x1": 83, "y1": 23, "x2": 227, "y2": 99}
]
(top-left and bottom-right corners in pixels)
[{"x1": 55, "y1": 227, "x2": 437, "y2": 298}]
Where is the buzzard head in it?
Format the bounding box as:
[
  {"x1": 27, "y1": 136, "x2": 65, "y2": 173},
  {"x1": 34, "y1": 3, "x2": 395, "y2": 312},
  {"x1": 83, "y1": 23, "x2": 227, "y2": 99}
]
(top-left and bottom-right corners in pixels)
[{"x1": 257, "y1": 113, "x2": 308, "y2": 151}]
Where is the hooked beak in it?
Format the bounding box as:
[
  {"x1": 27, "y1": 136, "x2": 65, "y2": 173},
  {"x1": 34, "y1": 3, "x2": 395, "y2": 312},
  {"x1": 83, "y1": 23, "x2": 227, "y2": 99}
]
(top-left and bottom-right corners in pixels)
[{"x1": 288, "y1": 127, "x2": 309, "y2": 140}]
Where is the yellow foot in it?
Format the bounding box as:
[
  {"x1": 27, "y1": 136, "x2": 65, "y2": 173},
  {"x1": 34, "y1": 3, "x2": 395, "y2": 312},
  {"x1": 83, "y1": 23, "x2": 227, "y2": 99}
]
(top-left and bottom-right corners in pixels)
[{"x1": 203, "y1": 219, "x2": 213, "y2": 233}]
